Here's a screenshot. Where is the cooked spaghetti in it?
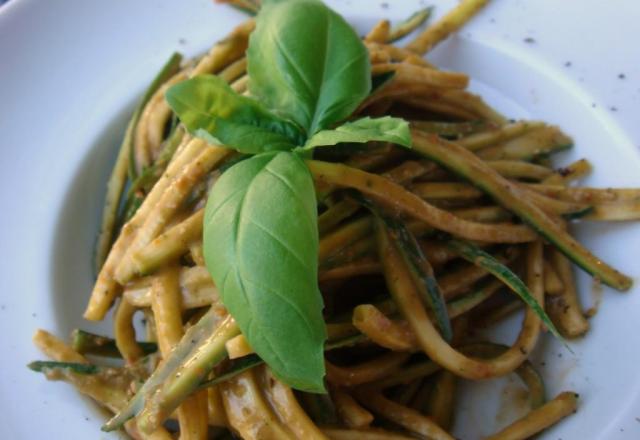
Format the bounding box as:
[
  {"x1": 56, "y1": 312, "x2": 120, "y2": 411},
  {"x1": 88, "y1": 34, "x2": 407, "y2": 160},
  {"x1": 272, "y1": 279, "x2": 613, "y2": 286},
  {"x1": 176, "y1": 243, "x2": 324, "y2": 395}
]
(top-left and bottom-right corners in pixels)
[{"x1": 30, "y1": 0, "x2": 639, "y2": 439}]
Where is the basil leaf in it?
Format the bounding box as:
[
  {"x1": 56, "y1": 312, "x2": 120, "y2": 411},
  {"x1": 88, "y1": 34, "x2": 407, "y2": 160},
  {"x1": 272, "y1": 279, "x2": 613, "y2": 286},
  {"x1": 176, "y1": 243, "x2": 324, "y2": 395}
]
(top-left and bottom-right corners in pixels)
[
  {"x1": 248, "y1": 0, "x2": 371, "y2": 134},
  {"x1": 203, "y1": 151, "x2": 326, "y2": 392},
  {"x1": 166, "y1": 75, "x2": 304, "y2": 154},
  {"x1": 300, "y1": 116, "x2": 412, "y2": 151}
]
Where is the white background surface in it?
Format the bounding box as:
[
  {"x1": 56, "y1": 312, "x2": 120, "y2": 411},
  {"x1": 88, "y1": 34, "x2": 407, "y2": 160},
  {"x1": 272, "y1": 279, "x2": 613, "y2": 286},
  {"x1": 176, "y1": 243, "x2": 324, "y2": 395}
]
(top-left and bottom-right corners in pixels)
[{"x1": 0, "y1": 0, "x2": 639, "y2": 438}]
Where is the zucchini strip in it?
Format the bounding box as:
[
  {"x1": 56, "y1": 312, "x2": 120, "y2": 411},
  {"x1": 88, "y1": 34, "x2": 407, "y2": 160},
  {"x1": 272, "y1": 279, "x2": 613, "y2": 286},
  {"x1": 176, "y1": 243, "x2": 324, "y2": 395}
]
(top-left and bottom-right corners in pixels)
[
  {"x1": 72, "y1": 329, "x2": 157, "y2": 358},
  {"x1": 352, "y1": 191, "x2": 452, "y2": 339},
  {"x1": 410, "y1": 120, "x2": 487, "y2": 137},
  {"x1": 377, "y1": 221, "x2": 552, "y2": 379},
  {"x1": 352, "y1": 305, "x2": 416, "y2": 351},
  {"x1": 135, "y1": 72, "x2": 188, "y2": 172},
  {"x1": 411, "y1": 131, "x2": 632, "y2": 290},
  {"x1": 354, "y1": 388, "x2": 454, "y2": 440},
  {"x1": 402, "y1": 87, "x2": 507, "y2": 125},
  {"x1": 411, "y1": 182, "x2": 485, "y2": 201},
  {"x1": 94, "y1": 52, "x2": 182, "y2": 274},
  {"x1": 124, "y1": 266, "x2": 220, "y2": 310},
  {"x1": 528, "y1": 184, "x2": 640, "y2": 203},
  {"x1": 307, "y1": 160, "x2": 536, "y2": 243},
  {"x1": 366, "y1": 41, "x2": 432, "y2": 66},
  {"x1": 31, "y1": 364, "x2": 130, "y2": 416},
  {"x1": 585, "y1": 203, "x2": 640, "y2": 221},
  {"x1": 115, "y1": 145, "x2": 229, "y2": 284},
  {"x1": 446, "y1": 279, "x2": 503, "y2": 318},
  {"x1": 523, "y1": 189, "x2": 592, "y2": 218},
  {"x1": 405, "y1": 0, "x2": 489, "y2": 54},
  {"x1": 456, "y1": 121, "x2": 545, "y2": 151},
  {"x1": 388, "y1": 7, "x2": 433, "y2": 42},
  {"x1": 365, "y1": 20, "x2": 390, "y2": 43},
  {"x1": 381, "y1": 160, "x2": 431, "y2": 184},
  {"x1": 231, "y1": 74, "x2": 249, "y2": 93},
  {"x1": 123, "y1": 126, "x2": 186, "y2": 221},
  {"x1": 421, "y1": 239, "x2": 463, "y2": 266},
  {"x1": 546, "y1": 249, "x2": 590, "y2": 338},
  {"x1": 197, "y1": 334, "x2": 367, "y2": 391},
  {"x1": 451, "y1": 205, "x2": 512, "y2": 223},
  {"x1": 318, "y1": 200, "x2": 361, "y2": 235},
  {"x1": 329, "y1": 385, "x2": 374, "y2": 429},
  {"x1": 486, "y1": 160, "x2": 554, "y2": 181},
  {"x1": 103, "y1": 309, "x2": 233, "y2": 431},
  {"x1": 33, "y1": 329, "x2": 88, "y2": 364},
  {"x1": 412, "y1": 181, "x2": 591, "y2": 217},
  {"x1": 132, "y1": 208, "x2": 204, "y2": 276},
  {"x1": 322, "y1": 236, "x2": 376, "y2": 268},
  {"x1": 447, "y1": 239, "x2": 558, "y2": 340},
  {"x1": 543, "y1": 158, "x2": 592, "y2": 184},
  {"x1": 476, "y1": 126, "x2": 573, "y2": 161},
  {"x1": 225, "y1": 334, "x2": 254, "y2": 359},
  {"x1": 31, "y1": 330, "x2": 175, "y2": 439},
  {"x1": 28, "y1": 361, "x2": 101, "y2": 375},
  {"x1": 190, "y1": 19, "x2": 255, "y2": 77},
  {"x1": 382, "y1": 215, "x2": 453, "y2": 340},
  {"x1": 485, "y1": 392, "x2": 578, "y2": 440},
  {"x1": 202, "y1": 354, "x2": 263, "y2": 389},
  {"x1": 326, "y1": 352, "x2": 411, "y2": 387},
  {"x1": 151, "y1": 267, "x2": 209, "y2": 440},
  {"x1": 220, "y1": 369, "x2": 297, "y2": 440},
  {"x1": 218, "y1": 56, "x2": 248, "y2": 83},
  {"x1": 371, "y1": 63, "x2": 469, "y2": 89},
  {"x1": 439, "y1": 247, "x2": 519, "y2": 299},
  {"x1": 189, "y1": 242, "x2": 206, "y2": 266},
  {"x1": 401, "y1": 94, "x2": 498, "y2": 123},
  {"x1": 543, "y1": 260, "x2": 564, "y2": 295},
  {"x1": 128, "y1": 52, "x2": 183, "y2": 179},
  {"x1": 86, "y1": 138, "x2": 208, "y2": 321},
  {"x1": 320, "y1": 259, "x2": 380, "y2": 281},
  {"x1": 259, "y1": 367, "x2": 329, "y2": 440},
  {"x1": 370, "y1": 360, "x2": 440, "y2": 389},
  {"x1": 135, "y1": 315, "x2": 240, "y2": 435},
  {"x1": 435, "y1": 89, "x2": 508, "y2": 125},
  {"x1": 319, "y1": 217, "x2": 373, "y2": 262}
]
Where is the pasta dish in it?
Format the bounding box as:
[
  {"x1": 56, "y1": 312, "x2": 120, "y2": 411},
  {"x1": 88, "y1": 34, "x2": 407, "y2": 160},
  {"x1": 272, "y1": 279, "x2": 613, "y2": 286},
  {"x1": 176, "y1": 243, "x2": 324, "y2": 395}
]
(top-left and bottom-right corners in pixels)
[{"x1": 29, "y1": 0, "x2": 640, "y2": 439}]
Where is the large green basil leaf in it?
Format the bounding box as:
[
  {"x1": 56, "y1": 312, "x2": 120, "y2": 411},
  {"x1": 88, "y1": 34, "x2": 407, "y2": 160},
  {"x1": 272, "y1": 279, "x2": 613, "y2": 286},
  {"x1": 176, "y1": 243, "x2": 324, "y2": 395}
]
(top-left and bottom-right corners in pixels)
[
  {"x1": 166, "y1": 75, "x2": 304, "y2": 154},
  {"x1": 247, "y1": 0, "x2": 371, "y2": 135},
  {"x1": 203, "y1": 151, "x2": 326, "y2": 392},
  {"x1": 300, "y1": 116, "x2": 412, "y2": 151}
]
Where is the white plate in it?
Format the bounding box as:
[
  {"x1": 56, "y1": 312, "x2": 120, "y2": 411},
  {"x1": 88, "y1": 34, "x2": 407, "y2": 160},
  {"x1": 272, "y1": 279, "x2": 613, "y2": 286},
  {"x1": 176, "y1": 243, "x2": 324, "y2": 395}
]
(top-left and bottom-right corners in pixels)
[{"x1": 1, "y1": 0, "x2": 639, "y2": 438}]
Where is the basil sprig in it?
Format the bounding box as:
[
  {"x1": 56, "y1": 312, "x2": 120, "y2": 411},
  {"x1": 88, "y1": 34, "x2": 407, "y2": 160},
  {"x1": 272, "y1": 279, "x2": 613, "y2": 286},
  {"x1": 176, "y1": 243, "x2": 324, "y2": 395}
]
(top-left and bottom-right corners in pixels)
[{"x1": 166, "y1": 0, "x2": 411, "y2": 392}]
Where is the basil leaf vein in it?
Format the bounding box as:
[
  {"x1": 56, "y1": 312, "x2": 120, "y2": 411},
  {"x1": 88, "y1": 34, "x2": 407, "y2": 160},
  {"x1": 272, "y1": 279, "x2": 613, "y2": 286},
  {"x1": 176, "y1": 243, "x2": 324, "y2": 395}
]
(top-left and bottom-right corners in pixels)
[{"x1": 203, "y1": 151, "x2": 326, "y2": 392}]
